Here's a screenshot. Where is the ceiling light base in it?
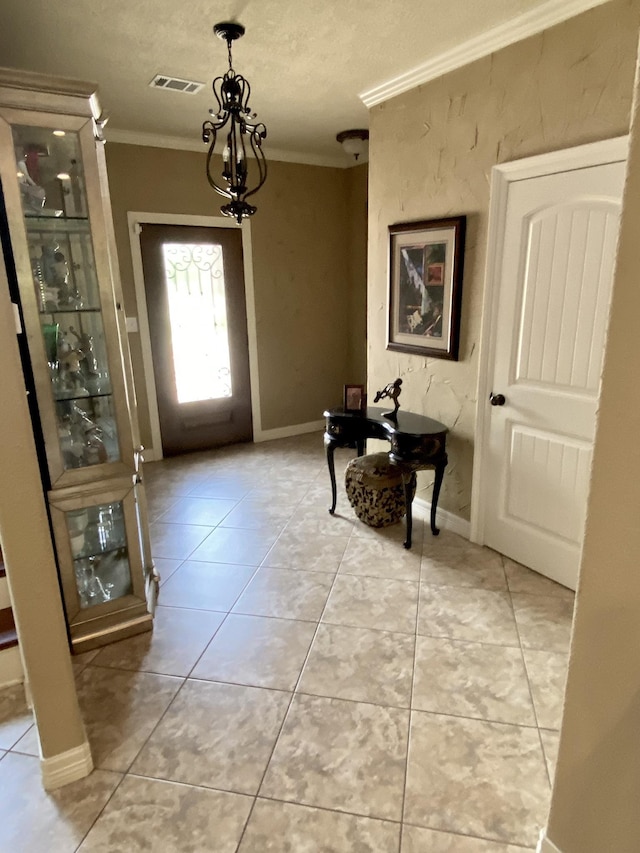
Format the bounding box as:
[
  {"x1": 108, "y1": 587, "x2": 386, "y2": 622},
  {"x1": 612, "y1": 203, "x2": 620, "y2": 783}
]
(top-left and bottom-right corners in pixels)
[
  {"x1": 213, "y1": 22, "x2": 245, "y2": 42},
  {"x1": 336, "y1": 128, "x2": 369, "y2": 161}
]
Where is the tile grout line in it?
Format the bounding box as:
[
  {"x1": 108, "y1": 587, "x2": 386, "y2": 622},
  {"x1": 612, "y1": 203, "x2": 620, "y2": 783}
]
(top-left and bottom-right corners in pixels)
[
  {"x1": 233, "y1": 506, "x2": 352, "y2": 850},
  {"x1": 398, "y1": 538, "x2": 424, "y2": 852},
  {"x1": 181, "y1": 565, "x2": 262, "y2": 680},
  {"x1": 501, "y1": 554, "x2": 554, "y2": 790},
  {"x1": 71, "y1": 760, "x2": 131, "y2": 851}
]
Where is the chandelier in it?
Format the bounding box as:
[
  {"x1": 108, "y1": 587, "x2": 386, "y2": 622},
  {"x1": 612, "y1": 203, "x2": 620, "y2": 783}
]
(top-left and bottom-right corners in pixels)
[{"x1": 202, "y1": 22, "x2": 267, "y2": 224}]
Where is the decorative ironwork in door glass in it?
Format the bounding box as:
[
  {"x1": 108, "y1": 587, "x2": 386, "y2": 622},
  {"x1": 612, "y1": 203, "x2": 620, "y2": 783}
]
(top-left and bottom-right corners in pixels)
[{"x1": 161, "y1": 242, "x2": 232, "y2": 403}]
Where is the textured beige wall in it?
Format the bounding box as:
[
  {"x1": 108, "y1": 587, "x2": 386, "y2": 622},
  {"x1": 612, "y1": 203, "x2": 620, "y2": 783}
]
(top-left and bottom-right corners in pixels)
[
  {"x1": 247, "y1": 158, "x2": 351, "y2": 427},
  {"x1": 367, "y1": 0, "x2": 640, "y2": 519},
  {"x1": 105, "y1": 143, "x2": 357, "y2": 442},
  {"x1": 546, "y1": 35, "x2": 640, "y2": 853}
]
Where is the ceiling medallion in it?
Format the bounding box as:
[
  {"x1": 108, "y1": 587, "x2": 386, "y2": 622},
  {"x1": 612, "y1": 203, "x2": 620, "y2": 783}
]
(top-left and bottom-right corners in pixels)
[{"x1": 202, "y1": 22, "x2": 267, "y2": 224}]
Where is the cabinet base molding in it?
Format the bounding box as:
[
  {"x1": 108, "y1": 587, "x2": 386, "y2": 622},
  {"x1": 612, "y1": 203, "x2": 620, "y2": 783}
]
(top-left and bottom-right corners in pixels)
[
  {"x1": 71, "y1": 611, "x2": 153, "y2": 654},
  {"x1": 41, "y1": 740, "x2": 93, "y2": 791}
]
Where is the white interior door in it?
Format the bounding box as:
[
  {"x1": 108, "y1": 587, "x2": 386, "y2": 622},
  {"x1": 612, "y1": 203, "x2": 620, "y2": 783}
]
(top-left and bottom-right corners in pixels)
[{"x1": 479, "y1": 148, "x2": 626, "y2": 590}]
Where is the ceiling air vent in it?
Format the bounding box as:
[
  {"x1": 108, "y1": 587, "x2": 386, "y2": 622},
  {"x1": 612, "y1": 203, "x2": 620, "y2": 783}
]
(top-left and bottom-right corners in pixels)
[{"x1": 149, "y1": 74, "x2": 205, "y2": 95}]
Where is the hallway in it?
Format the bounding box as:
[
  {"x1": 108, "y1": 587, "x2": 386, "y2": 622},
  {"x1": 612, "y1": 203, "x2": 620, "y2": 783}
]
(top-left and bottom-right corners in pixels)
[{"x1": 0, "y1": 433, "x2": 573, "y2": 851}]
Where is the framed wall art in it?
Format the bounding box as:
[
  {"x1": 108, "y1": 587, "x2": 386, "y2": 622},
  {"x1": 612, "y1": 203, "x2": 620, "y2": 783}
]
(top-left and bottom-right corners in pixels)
[
  {"x1": 343, "y1": 384, "x2": 366, "y2": 413},
  {"x1": 387, "y1": 216, "x2": 466, "y2": 360}
]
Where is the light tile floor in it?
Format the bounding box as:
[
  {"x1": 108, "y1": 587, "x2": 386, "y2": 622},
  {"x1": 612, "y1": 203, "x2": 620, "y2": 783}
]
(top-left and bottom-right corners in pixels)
[{"x1": 0, "y1": 433, "x2": 575, "y2": 851}]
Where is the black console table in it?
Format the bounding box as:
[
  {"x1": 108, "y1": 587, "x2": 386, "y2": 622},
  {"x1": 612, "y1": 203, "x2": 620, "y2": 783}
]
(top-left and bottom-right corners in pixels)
[{"x1": 323, "y1": 406, "x2": 448, "y2": 549}]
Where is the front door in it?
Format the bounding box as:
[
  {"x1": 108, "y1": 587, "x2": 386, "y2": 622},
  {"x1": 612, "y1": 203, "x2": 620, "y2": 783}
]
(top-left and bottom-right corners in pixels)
[
  {"x1": 139, "y1": 224, "x2": 252, "y2": 455},
  {"x1": 481, "y1": 148, "x2": 625, "y2": 589}
]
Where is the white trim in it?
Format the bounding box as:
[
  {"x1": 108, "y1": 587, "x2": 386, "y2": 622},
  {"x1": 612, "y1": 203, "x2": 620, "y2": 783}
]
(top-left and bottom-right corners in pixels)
[
  {"x1": 253, "y1": 419, "x2": 324, "y2": 444},
  {"x1": 240, "y1": 220, "x2": 263, "y2": 439},
  {"x1": 40, "y1": 740, "x2": 93, "y2": 791},
  {"x1": 490, "y1": 135, "x2": 629, "y2": 181},
  {"x1": 537, "y1": 829, "x2": 564, "y2": 853},
  {"x1": 106, "y1": 128, "x2": 347, "y2": 169},
  {"x1": 127, "y1": 211, "x2": 261, "y2": 459},
  {"x1": 360, "y1": 0, "x2": 610, "y2": 107},
  {"x1": 0, "y1": 645, "x2": 23, "y2": 688},
  {"x1": 413, "y1": 496, "x2": 471, "y2": 540},
  {"x1": 470, "y1": 136, "x2": 629, "y2": 545}
]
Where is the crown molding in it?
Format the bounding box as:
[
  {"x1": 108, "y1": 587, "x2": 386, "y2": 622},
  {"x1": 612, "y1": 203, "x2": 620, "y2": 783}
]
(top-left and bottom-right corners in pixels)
[
  {"x1": 105, "y1": 128, "x2": 347, "y2": 168},
  {"x1": 360, "y1": 0, "x2": 611, "y2": 108}
]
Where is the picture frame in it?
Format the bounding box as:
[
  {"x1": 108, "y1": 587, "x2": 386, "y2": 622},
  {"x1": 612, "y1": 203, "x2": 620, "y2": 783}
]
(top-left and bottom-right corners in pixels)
[
  {"x1": 387, "y1": 216, "x2": 466, "y2": 360},
  {"x1": 343, "y1": 384, "x2": 366, "y2": 413}
]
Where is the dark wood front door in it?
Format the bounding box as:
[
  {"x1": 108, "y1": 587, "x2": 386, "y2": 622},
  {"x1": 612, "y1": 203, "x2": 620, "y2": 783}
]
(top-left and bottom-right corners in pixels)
[{"x1": 139, "y1": 223, "x2": 252, "y2": 456}]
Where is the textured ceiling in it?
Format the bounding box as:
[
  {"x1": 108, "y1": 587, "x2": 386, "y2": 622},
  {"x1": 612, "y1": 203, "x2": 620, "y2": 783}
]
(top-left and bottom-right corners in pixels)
[{"x1": 0, "y1": 0, "x2": 607, "y2": 165}]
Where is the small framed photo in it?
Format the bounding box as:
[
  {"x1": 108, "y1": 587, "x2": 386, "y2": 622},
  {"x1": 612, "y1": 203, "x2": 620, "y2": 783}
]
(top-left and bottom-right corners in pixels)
[
  {"x1": 343, "y1": 384, "x2": 366, "y2": 413},
  {"x1": 387, "y1": 216, "x2": 466, "y2": 360}
]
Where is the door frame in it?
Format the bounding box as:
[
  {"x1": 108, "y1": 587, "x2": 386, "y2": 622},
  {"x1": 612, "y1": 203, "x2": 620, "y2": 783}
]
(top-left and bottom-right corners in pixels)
[
  {"x1": 127, "y1": 212, "x2": 261, "y2": 460},
  {"x1": 470, "y1": 135, "x2": 628, "y2": 545}
]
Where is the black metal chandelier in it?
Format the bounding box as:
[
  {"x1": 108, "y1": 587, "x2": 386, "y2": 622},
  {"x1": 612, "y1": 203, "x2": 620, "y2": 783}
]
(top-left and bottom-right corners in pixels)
[{"x1": 202, "y1": 22, "x2": 267, "y2": 224}]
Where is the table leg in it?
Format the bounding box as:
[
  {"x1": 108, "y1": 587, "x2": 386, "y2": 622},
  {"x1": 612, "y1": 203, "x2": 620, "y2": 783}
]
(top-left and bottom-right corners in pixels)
[
  {"x1": 325, "y1": 439, "x2": 338, "y2": 515},
  {"x1": 430, "y1": 460, "x2": 446, "y2": 536},
  {"x1": 402, "y1": 470, "x2": 416, "y2": 550}
]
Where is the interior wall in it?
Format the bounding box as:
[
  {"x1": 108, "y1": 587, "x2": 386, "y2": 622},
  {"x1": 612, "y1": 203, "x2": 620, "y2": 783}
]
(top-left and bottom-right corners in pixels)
[
  {"x1": 545, "y1": 32, "x2": 640, "y2": 853},
  {"x1": 104, "y1": 143, "x2": 357, "y2": 444},
  {"x1": 346, "y1": 162, "x2": 368, "y2": 384},
  {"x1": 367, "y1": 0, "x2": 640, "y2": 520}
]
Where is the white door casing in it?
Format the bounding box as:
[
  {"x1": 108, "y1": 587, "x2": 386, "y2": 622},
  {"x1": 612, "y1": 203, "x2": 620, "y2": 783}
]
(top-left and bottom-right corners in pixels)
[
  {"x1": 472, "y1": 137, "x2": 628, "y2": 590},
  {"x1": 127, "y1": 212, "x2": 261, "y2": 459}
]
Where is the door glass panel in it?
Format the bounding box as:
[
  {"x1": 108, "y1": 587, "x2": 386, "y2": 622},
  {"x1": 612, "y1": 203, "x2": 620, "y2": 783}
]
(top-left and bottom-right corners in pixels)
[
  {"x1": 11, "y1": 125, "x2": 121, "y2": 469},
  {"x1": 66, "y1": 501, "x2": 133, "y2": 609},
  {"x1": 161, "y1": 242, "x2": 232, "y2": 403}
]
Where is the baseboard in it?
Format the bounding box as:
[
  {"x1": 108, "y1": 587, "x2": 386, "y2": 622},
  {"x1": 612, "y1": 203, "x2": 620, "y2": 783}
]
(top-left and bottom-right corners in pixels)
[
  {"x1": 253, "y1": 419, "x2": 324, "y2": 443},
  {"x1": 142, "y1": 419, "x2": 325, "y2": 457},
  {"x1": 413, "y1": 497, "x2": 471, "y2": 538},
  {"x1": 0, "y1": 645, "x2": 23, "y2": 688},
  {"x1": 537, "y1": 830, "x2": 564, "y2": 853},
  {"x1": 40, "y1": 739, "x2": 93, "y2": 791}
]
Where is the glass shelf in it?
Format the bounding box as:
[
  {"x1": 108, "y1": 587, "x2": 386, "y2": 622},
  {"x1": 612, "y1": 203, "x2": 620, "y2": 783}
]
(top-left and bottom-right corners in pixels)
[
  {"x1": 54, "y1": 390, "x2": 113, "y2": 403},
  {"x1": 25, "y1": 214, "x2": 89, "y2": 222},
  {"x1": 66, "y1": 501, "x2": 133, "y2": 609},
  {"x1": 56, "y1": 396, "x2": 119, "y2": 468},
  {"x1": 13, "y1": 125, "x2": 110, "y2": 473},
  {"x1": 40, "y1": 306, "x2": 102, "y2": 316},
  {"x1": 25, "y1": 215, "x2": 90, "y2": 231}
]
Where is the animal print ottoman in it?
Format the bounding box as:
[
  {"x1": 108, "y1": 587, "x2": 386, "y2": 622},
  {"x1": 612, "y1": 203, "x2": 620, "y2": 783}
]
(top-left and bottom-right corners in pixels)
[{"x1": 345, "y1": 452, "x2": 415, "y2": 528}]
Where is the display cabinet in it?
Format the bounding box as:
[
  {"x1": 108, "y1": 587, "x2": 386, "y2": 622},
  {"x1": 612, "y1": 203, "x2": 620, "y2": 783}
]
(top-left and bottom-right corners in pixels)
[{"x1": 0, "y1": 68, "x2": 157, "y2": 651}]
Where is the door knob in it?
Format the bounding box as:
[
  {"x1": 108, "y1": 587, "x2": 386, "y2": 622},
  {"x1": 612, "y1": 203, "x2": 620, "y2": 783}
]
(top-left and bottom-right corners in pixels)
[{"x1": 490, "y1": 392, "x2": 506, "y2": 406}]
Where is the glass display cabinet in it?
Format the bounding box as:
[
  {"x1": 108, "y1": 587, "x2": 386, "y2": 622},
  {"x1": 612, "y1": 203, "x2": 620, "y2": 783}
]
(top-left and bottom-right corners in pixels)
[{"x1": 0, "y1": 68, "x2": 157, "y2": 651}]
